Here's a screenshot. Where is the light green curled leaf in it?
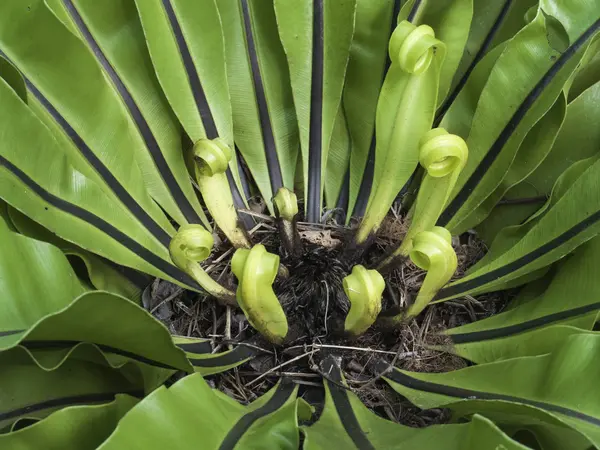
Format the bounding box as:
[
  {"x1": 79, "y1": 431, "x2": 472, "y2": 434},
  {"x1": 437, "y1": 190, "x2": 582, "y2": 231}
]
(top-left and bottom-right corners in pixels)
[
  {"x1": 343, "y1": 265, "x2": 384, "y2": 336},
  {"x1": 414, "y1": 0, "x2": 474, "y2": 104},
  {"x1": 232, "y1": 244, "x2": 287, "y2": 344},
  {"x1": 357, "y1": 20, "x2": 446, "y2": 242},
  {"x1": 98, "y1": 375, "x2": 301, "y2": 450},
  {"x1": 394, "y1": 129, "x2": 468, "y2": 257}
]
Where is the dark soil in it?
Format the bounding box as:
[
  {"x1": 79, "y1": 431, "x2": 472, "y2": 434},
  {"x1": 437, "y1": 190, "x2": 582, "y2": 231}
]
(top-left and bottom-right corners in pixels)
[{"x1": 144, "y1": 208, "x2": 513, "y2": 427}]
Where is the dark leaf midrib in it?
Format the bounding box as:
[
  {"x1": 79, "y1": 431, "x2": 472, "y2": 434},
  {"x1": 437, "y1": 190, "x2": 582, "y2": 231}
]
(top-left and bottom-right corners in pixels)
[
  {"x1": 0, "y1": 48, "x2": 173, "y2": 249},
  {"x1": 23, "y1": 340, "x2": 180, "y2": 370},
  {"x1": 323, "y1": 356, "x2": 376, "y2": 450},
  {"x1": 62, "y1": 0, "x2": 204, "y2": 225},
  {"x1": 438, "y1": 18, "x2": 600, "y2": 225},
  {"x1": 239, "y1": 0, "x2": 284, "y2": 194},
  {"x1": 435, "y1": 0, "x2": 514, "y2": 125},
  {"x1": 188, "y1": 344, "x2": 257, "y2": 368},
  {"x1": 0, "y1": 390, "x2": 144, "y2": 422},
  {"x1": 449, "y1": 301, "x2": 600, "y2": 344},
  {"x1": 218, "y1": 381, "x2": 296, "y2": 450},
  {"x1": 435, "y1": 206, "x2": 600, "y2": 300},
  {"x1": 306, "y1": 0, "x2": 325, "y2": 223},
  {"x1": 161, "y1": 0, "x2": 218, "y2": 139},
  {"x1": 379, "y1": 362, "x2": 600, "y2": 426},
  {"x1": 0, "y1": 154, "x2": 200, "y2": 290}
]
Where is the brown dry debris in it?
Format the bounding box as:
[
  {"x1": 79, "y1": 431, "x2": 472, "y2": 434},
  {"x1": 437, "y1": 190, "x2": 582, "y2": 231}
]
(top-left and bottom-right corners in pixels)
[{"x1": 146, "y1": 209, "x2": 510, "y2": 427}]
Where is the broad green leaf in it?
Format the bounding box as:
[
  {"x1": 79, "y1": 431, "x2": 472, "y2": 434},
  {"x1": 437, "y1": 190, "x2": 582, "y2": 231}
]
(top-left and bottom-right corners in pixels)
[
  {"x1": 0, "y1": 346, "x2": 144, "y2": 430},
  {"x1": 99, "y1": 374, "x2": 301, "y2": 450},
  {"x1": 325, "y1": 107, "x2": 351, "y2": 208},
  {"x1": 274, "y1": 0, "x2": 357, "y2": 222},
  {"x1": 0, "y1": 395, "x2": 137, "y2": 450},
  {"x1": 0, "y1": 216, "x2": 84, "y2": 339},
  {"x1": 415, "y1": 0, "x2": 474, "y2": 105},
  {"x1": 478, "y1": 78, "x2": 600, "y2": 243},
  {"x1": 381, "y1": 333, "x2": 600, "y2": 448},
  {"x1": 217, "y1": 0, "x2": 298, "y2": 211},
  {"x1": 0, "y1": 53, "x2": 26, "y2": 101},
  {"x1": 8, "y1": 206, "x2": 146, "y2": 302},
  {"x1": 438, "y1": 2, "x2": 600, "y2": 231},
  {"x1": 173, "y1": 336, "x2": 261, "y2": 376},
  {"x1": 132, "y1": 0, "x2": 230, "y2": 144},
  {"x1": 435, "y1": 155, "x2": 600, "y2": 301},
  {"x1": 1, "y1": 292, "x2": 192, "y2": 373},
  {"x1": 471, "y1": 153, "x2": 598, "y2": 272},
  {"x1": 0, "y1": 78, "x2": 199, "y2": 290},
  {"x1": 569, "y1": 35, "x2": 600, "y2": 100},
  {"x1": 453, "y1": 93, "x2": 567, "y2": 233},
  {"x1": 46, "y1": 0, "x2": 210, "y2": 228},
  {"x1": 344, "y1": 0, "x2": 398, "y2": 217},
  {"x1": 440, "y1": 43, "x2": 507, "y2": 141},
  {"x1": 441, "y1": 236, "x2": 600, "y2": 363},
  {"x1": 303, "y1": 356, "x2": 529, "y2": 450},
  {"x1": 132, "y1": 0, "x2": 248, "y2": 230},
  {"x1": 0, "y1": 0, "x2": 178, "y2": 241},
  {"x1": 443, "y1": 0, "x2": 539, "y2": 121}
]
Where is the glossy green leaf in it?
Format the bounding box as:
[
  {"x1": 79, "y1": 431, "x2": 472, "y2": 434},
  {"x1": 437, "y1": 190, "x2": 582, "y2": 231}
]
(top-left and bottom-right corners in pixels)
[
  {"x1": 439, "y1": 1, "x2": 600, "y2": 231},
  {"x1": 46, "y1": 0, "x2": 210, "y2": 228},
  {"x1": 478, "y1": 78, "x2": 600, "y2": 243},
  {"x1": 2, "y1": 292, "x2": 192, "y2": 373},
  {"x1": 453, "y1": 92, "x2": 567, "y2": 233},
  {"x1": 344, "y1": 0, "x2": 398, "y2": 217},
  {"x1": 0, "y1": 216, "x2": 84, "y2": 339},
  {"x1": 0, "y1": 396, "x2": 137, "y2": 450},
  {"x1": 0, "y1": 346, "x2": 144, "y2": 430},
  {"x1": 325, "y1": 107, "x2": 351, "y2": 209},
  {"x1": 274, "y1": 0, "x2": 357, "y2": 222},
  {"x1": 441, "y1": 236, "x2": 600, "y2": 363},
  {"x1": 8, "y1": 206, "x2": 145, "y2": 302},
  {"x1": 217, "y1": 0, "x2": 298, "y2": 211},
  {"x1": 0, "y1": 53, "x2": 26, "y2": 101},
  {"x1": 381, "y1": 333, "x2": 600, "y2": 448},
  {"x1": 303, "y1": 356, "x2": 529, "y2": 450},
  {"x1": 442, "y1": 0, "x2": 538, "y2": 122},
  {"x1": 98, "y1": 374, "x2": 301, "y2": 450},
  {"x1": 0, "y1": 0, "x2": 178, "y2": 239},
  {"x1": 0, "y1": 77, "x2": 199, "y2": 290},
  {"x1": 435, "y1": 155, "x2": 600, "y2": 302}
]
